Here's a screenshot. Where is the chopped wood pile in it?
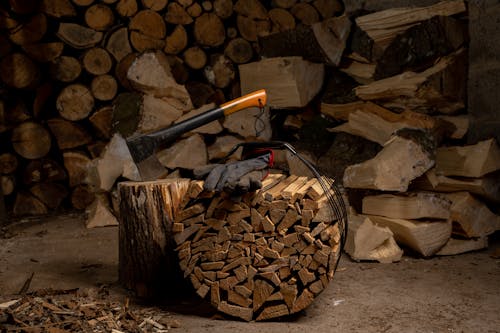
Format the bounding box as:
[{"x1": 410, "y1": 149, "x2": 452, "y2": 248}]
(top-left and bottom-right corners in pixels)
[
  {"x1": 317, "y1": 1, "x2": 500, "y2": 263},
  {"x1": 0, "y1": 0, "x2": 344, "y2": 220},
  {"x1": 118, "y1": 173, "x2": 345, "y2": 321},
  {"x1": 0, "y1": 288, "x2": 181, "y2": 332}
]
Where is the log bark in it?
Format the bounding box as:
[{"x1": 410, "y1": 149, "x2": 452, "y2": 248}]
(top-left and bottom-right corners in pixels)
[{"x1": 118, "y1": 179, "x2": 191, "y2": 298}]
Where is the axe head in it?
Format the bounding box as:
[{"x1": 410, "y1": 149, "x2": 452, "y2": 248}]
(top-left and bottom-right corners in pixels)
[{"x1": 126, "y1": 135, "x2": 167, "y2": 181}]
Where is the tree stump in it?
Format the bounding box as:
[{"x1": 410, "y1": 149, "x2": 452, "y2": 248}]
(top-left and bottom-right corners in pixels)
[{"x1": 118, "y1": 179, "x2": 192, "y2": 298}]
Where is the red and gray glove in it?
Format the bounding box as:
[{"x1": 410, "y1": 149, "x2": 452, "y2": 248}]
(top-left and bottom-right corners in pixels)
[{"x1": 194, "y1": 152, "x2": 272, "y2": 195}]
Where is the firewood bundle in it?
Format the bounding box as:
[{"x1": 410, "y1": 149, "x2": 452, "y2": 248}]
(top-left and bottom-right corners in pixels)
[
  {"x1": 315, "y1": 1, "x2": 500, "y2": 262},
  {"x1": 175, "y1": 175, "x2": 343, "y2": 321},
  {"x1": 0, "y1": 0, "x2": 345, "y2": 218},
  {"x1": 118, "y1": 173, "x2": 345, "y2": 321}
]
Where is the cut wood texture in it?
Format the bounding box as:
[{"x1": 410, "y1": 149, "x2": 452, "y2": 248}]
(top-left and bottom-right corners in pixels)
[
  {"x1": 367, "y1": 215, "x2": 452, "y2": 257},
  {"x1": 446, "y1": 192, "x2": 500, "y2": 238},
  {"x1": 56, "y1": 84, "x2": 94, "y2": 121},
  {"x1": 47, "y1": 118, "x2": 92, "y2": 149},
  {"x1": 362, "y1": 192, "x2": 451, "y2": 220},
  {"x1": 86, "y1": 193, "x2": 118, "y2": 228},
  {"x1": 11, "y1": 122, "x2": 51, "y2": 160},
  {"x1": 168, "y1": 174, "x2": 344, "y2": 321},
  {"x1": 435, "y1": 139, "x2": 500, "y2": 178},
  {"x1": 118, "y1": 179, "x2": 191, "y2": 298},
  {"x1": 258, "y1": 16, "x2": 351, "y2": 66},
  {"x1": 436, "y1": 237, "x2": 488, "y2": 256},
  {"x1": 156, "y1": 134, "x2": 207, "y2": 170},
  {"x1": 355, "y1": 48, "x2": 467, "y2": 114},
  {"x1": 56, "y1": 22, "x2": 103, "y2": 49},
  {"x1": 239, "y1": 57, "x2": 324, "y2": 108},
  {"x1": 0, "y1": 53, "x2": 40, "y2": 89},
  {"x1": 345, "y1": 213, "x2": 403, "y2": 263},
  {"x1": 343, "y1": 130, "x2": 435, "y2": 192},
  {"x1": 411, "y1": 168, "x2": 500, "y2": 203},
  {"x1": 353, "y1": 0, "x2": 466, "y2": 61}
]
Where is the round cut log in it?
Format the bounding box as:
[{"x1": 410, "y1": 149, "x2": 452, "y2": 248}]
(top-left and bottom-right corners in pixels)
[{"x1": 11, "y1": 122, "x2": 51, "y2": 160}]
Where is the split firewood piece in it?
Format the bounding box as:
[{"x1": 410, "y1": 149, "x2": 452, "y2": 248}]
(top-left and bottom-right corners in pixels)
[
  {"x1": 136, "y1": 94, "x2": 185, "y2": 134},
  {"x1": 116, "y1": 0, "x2": 138, "y2": 17},
  {"x1": 86, "y1": 133, "x2": 142, "y2": 191},
  {"x1": 436, "y1": 237, "x2": 488, "y2": 256},
  {"x1": 204, "y1": 54, "x2": 236, "y2": 89},
  {"x1": 268, "y1": 8, "x2": 295, "y2": 33},
  {"x1": 435, "y1": 138, "x2": 500, "y2": 178},
  {"x1": 22, "y1": 42, "x2": 64, "y2": 63},
  {"x1": 367, "y1": 215, "x2": 451, "y2": 257},
  {"x1": 8, "y1": 13, "x2": 47, "y2": 45},
  {"x1": 207, "y1": 135, "x2": 243, "y2": 161},
  {"x1": 29, "y1": 182, "x2": 68, "y2": 210},
  {"x1": 355, "y1": 48, "x2": 467, "y2": 114},
  {"x1": 156, "y1": 134, "x2": 207, "y2": 170},
  {"x1": 343, "y1": 130, "x2": 435, "y2": 192},
  {"x1": 436, "y1": 115, "x2": 468, "y2": 140},
  {"x1": 13, "y1": 191, "x2": 48, "y2": 216},
  {"x1": 71, "y1": 184, "x2": 95, "y2": 210},
  {"x1": 86, "y1": 194, "x2": 118, "y2": 228},
  {"x1": 222, "y1": 106, "x2": 272, "y2": 140},
  {"x1": 85, "y1": 4, "x2": 114, "y2": 31},
  {"x1": 353, "y1": 0, "x2": 466, "y2": 61},
  {"x1": 165, "y1": 2, "x2": 193, "y2": 25},
  {"x1": 362, "y1": 192, "x2": 451, "y2": 220},
  {"x1": 258, "y1": 16, "x2": 351, "y2": 66},
  {"x1": 446, "y1": 192, "x2": 500, "y2": 238},
  {"x1": 173, "y1": 173, "x2": 344, "y2": 321},
  {"x1": 411, "y1": 168, "x2": 500, "y2": 203},
  {"x1": 47, "y1": 118, "x2": 92, "y2": 150},
  {"x1": 105, "y1": 26, "x2": 132, "y2": 62},
  {"x1": 239, "y1": 56, "x2": 324, "y2": 108},
  {"x1": 63, "y1": 151, "x2": 91, "y2": 187},
  {"x1": 49, "y1": 56, "x2": 82, "y2": 82},
  {"x1": 126, "y1": 50, "x2": 193, "y2": 108},
  {"x1": 0, "y1": 53, "x2": 40, "y2": 89},
  {"x1": 40, "y1": 0, "x2": 76, "y2": 18},
  {"x1": 1, "y1": 175, "x2": 15, "y2": 196},
  {"x1": 339, "y1": 59, "x2": 375, "y2": 84},
  {"x1": 321, "y1": 101, "x2": 384, "y2": 121},
  {"x1": 11, "y1": 122, "x2": 51, "y2": 160},
  {"x1": 328, "y1": 105, "x2": 449, "y2": 146},
  {"x1": 345, "y1": 214, "x2": 403, "y2": 263},
  {"x1": 56, "y1": 22, "x2": 103, "y2": 49},
  {"x1": 164, "y1": 25, "x2": 188, "y2": 55},
  {"x1": 0, "y1": 153, "x2": 18, "y2": 174}
]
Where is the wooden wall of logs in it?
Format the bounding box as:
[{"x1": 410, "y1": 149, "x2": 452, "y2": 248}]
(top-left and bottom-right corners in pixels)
[{"x1": 0, "y1": 0, "x2": 344, "y2": 217}]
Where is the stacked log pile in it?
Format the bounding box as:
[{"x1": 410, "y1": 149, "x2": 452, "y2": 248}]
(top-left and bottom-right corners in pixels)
[
  {"x1": 318, "y1": 1, "x2": 500, "y2": 262},
  {"x1": 0, "y1": 0, "x2": 344, "y2": 219},
  {"x1": 118, "y1": 173, "x2": 345, "y2": 321}
]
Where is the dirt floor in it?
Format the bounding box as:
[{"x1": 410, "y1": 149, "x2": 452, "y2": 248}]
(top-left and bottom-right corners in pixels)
[{"x1": 1, "y1": 213, "x2": 499, "y2": 333}]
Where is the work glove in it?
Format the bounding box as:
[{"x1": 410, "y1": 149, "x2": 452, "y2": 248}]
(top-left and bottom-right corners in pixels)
[{"x1": 193, "y1": 153, "x2": 271, "y2": 195}]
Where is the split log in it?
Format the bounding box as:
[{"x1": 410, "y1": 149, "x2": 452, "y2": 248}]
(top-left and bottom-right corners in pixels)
[
  {"x1": 362, "y1": 192, "x2": 451, "y2": 220},
  {"x1": 86, "y1": 133, "x2": 142, "y2": 191},
  {"x1": 22, "y1": 42, "x2": 64, "y2": 63},
  {"x1": 118, "y1": 179, "x2": 191, "y2": 298},
  {"x1": 345, "y1": 213, "x2": 403, "y2": 263},
  {"x1": 86, "y1": 193, "x2": 118, "y2": 228},
  {"x1": 258, "y1": 16, "x2": 351, "y2": 66},
  {"x1": 290, "y1": 2, "x2": 319, "y2": 25},
  {"x1": 142, "y1": 0, "x2": 167, "y2": 11},
  {"x1": 165, "y1": 2, "x2": 193, "y2": 25},
  {"x1": 367, "y1": 215, "x2": 452, "y2": 257},
  {"x1": 29, "y1": 182, "x2": 68, "y2": 209},
  {"x1": 13, "y1": 191, "x2": 48, "y2": 216},
  {"x1": 353, "y1": 0, "x2": 466, "y2": 61},
  {"x1": 105, "y1": 26, "x2": 131, "y2": 62},
  {"x1": 239, "y1": 57, "x2": 324, "y2": 108},
  {"x1": 446, "y1": 192, "x2": 500, "y2": 238},
  {"x1": 223, "y1": 106, "x2": 272, "y2": 140},
  {"x1": 11, "y1": 122, "x2": 51, "y2": 160},
  {"x1": 0, "y1": 153, "x2": 18, "y2": 174},
  {"x1": 207, "y1": 135, "x2": 244, "y2": 161},
  {"x1": 164, "y1": 25, "x2": 188, "y2": 55},
  {"x1": 354, "y1": 48, "x2": 467, "y2": 114},
  {"x1": 23, "y1": 158, "x2": 67, "y2": 184},
  {"x1": 47, "y1": 118, "x2": 92, "y2": 149},
  {"x1": 236, "y1": 15, "x2": 270, "y2": 42},
  {"x1": 116, "y1": 0, "x2": 138, "y2": 17},
  {"x1": 174, "y1": 103, "x2": 223, "y2": 135},
  {"x1": 436, "y1": 115, "x2": 468, "y2": 140},
  {"x1": 339, "y1": 59, "x2": 375, "y2": 84},
  {"x1": 129, "y1": 10, "x2": 166, "y2": 52},
  {"x1": 436, "y1": 237, "x2": 488, "y2": 256},
  {"x1": 0, "y1": 53, "x2": 40, "y2": 89},
  {"x1": 204, "y1": 54, "x2": 235, "y2": 89},
  {"x1": 63, "y1": 151, "x2": 91, "y2": 187},
  {"x1": 56, "y1": 22, "x2": 103, "y2": 49},
  {"x1": 435, "y1": 138, "x2": 500, "y2": 178},
  {"x1": 268, "y1": 8, "x2": 295, "y2": 33},
  {"x1": 71, "y1": 184, "x2": 96, "y2": 210},
  {"x1": 411, "y1": 168, "x2": 500, "y2": 203},
  {"x1": 126, "y1": 51, "x2": 193, "y2": 108},
  {"x1": 49, "y1": 56, "x2": 82, "y2": 82},
  {"x1": 328, "y1": 104, "x2": 450, "y2": 145},
  {"x1": 8, "y1": 13, "x2": 47, "y2": 46},
  {"x1": 343, "y1": 130, "x2": 435, "y2": 192},
  {"x1": 156, "y1": 134, "x2": 208, "y2": 170},
  {"x1": 40, "y1": 0, "x2": 76, "y2": 18}
]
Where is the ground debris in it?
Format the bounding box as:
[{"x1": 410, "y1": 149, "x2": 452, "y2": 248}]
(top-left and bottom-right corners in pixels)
[{"x1": 0, "y1": 288, "x2": 180, "y2": 333}]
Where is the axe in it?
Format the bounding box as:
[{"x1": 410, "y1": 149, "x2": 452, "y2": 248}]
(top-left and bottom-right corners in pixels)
[{"x1": 125, "y1": 89, "x2": 267, "y2": 179}]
